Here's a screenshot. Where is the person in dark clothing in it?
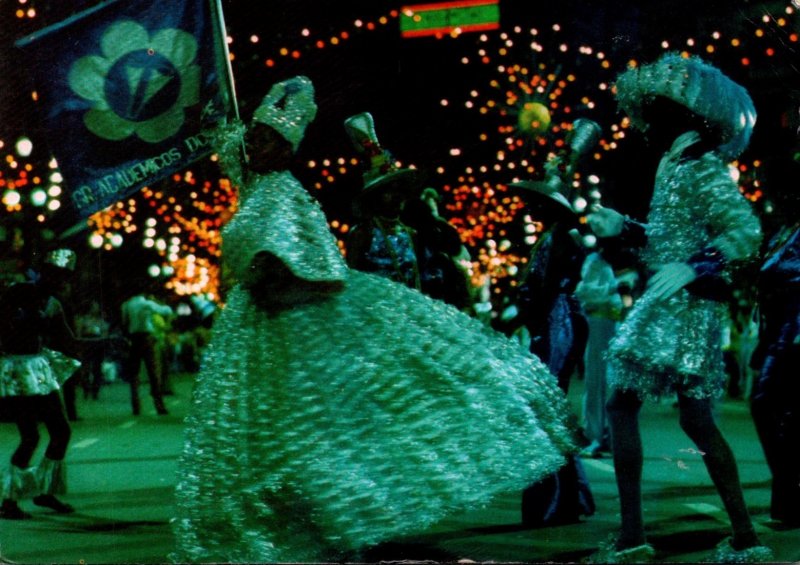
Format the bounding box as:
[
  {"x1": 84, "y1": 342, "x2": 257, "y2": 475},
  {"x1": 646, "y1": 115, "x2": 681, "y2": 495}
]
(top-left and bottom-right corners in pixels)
[
  {"x1": 512, "y1": 178, "x2": 594, "y2": 527},
  {"x1": 750, "y1": 218, "x2": 800, "y2": 526},
  {"x1": 344, "y1": 111, "x2": 424, "y2": 291},
  {"x1": 401, "y1": 188, "x2": 473, "y2": 312},
  {"x1": 516, "y1": 186, "x2": 589, "y2": 391},
  {"x1": 506, "y1": 118, "x2": 603, "y2": 528}
]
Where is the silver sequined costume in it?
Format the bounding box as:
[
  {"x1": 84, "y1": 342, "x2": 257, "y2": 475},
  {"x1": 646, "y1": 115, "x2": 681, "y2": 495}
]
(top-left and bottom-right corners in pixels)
[
  {"x1": 608, "y1": 140, "x2": 761, "y2": 400},
  {"x1": 172, "y1": 170, "x2": 575, "y2": 563}
]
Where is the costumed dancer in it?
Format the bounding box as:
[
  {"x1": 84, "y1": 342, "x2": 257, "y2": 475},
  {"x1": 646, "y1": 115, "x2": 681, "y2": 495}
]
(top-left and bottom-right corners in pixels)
[
  {"x1": 345, "y1": 113, "x2": 473, "y2": 311},
  {"x1": 586, "y1": 53, "x2": 771, "y2": 562},
  {"x1": 0, "y1": 250, "x2": 82, "y2": 519},
  {"x1": 172, "y1": 76, "x2": 576, "y2": 563},
  {"x1": 343, "y1": 112, "x2": 425, "y2": 291},
  {"x1": 511, "y1": 119, "x2": 602, "y2": 527}
]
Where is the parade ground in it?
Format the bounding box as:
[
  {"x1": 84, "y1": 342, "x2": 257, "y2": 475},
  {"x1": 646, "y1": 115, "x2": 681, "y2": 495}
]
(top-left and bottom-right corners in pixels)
[{"x1": 1, "y1": 372, "x2": 799, "y2": 564}]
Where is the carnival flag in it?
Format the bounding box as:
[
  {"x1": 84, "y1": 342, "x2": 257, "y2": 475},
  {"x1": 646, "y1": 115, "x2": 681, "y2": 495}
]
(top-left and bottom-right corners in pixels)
[{"x1": 15, "y1": 0, "x2": 235, "y2": 223}]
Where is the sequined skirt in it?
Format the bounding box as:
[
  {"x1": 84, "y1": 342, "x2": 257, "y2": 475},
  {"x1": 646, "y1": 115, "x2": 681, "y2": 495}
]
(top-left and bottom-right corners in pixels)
[
  {"x1": 608, "y1": 287, "x2": 727, "y2": 400},
  {"x1": 173, "y1": 270, "x2": 575, "y2": 563},
  {"x1": 0, "y1": 349, "x2": 81, "y2": 398}
]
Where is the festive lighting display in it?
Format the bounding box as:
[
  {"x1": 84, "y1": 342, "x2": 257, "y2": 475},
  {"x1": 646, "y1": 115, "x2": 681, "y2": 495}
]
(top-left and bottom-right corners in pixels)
[
  {"x1": 733, "y1": 159, "x2": 765, "y2": 203},
  {"x1": 0, "y1": 139, "x2": 63, "y2": 221},
  {"x1": 3, "y1": 1, "x2": 797, "y2": 307},
  {"x1": 87, "y1": 163, "x2": 236, "y2": 298},
  {"x1": 428, "y1": 26, "x2": 620, "y2": 294}
]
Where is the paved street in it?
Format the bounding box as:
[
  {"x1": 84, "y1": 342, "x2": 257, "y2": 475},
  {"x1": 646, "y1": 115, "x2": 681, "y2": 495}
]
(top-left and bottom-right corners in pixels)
[{"x1": 1, "y1": 372, "x2": 798, "y2": 563}]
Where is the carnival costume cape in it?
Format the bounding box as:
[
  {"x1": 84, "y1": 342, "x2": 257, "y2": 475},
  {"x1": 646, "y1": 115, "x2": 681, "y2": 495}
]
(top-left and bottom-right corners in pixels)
[{"x1": 173, "y1": 169, "x2": 576, "y2": 563}]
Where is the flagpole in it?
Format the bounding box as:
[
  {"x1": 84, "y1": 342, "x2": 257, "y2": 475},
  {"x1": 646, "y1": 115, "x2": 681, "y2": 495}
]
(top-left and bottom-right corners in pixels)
[
  {"x1": 210, "y1": 0, "x2": 249, "y2": 178},
  {"x1": 211, "y1": 0, "x2": 240, "y2": 121}
]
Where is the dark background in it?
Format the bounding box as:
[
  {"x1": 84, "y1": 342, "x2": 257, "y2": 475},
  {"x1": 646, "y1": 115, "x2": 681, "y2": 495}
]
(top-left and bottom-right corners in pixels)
[
  {"x1": 2, "y1": 0, "x2": 799, "y2": 292},
  {"x1": 3, "y1": 1, "x2": 799, "y2": 205}
]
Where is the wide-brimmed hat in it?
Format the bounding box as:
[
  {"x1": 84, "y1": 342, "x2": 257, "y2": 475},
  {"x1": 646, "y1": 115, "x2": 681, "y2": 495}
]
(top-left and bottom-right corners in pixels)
[
  {"x1": 508, "y1": 177, "x2": 577, "y2": 222},
  {"x1": 566, "y1": 118, "x2": 602, "y2": 170},
  {"x1": 615, "y1": 53, "x2": 756, "y2": 159},
  {"x1": 252, "y1": 76, "x2": 317, "y2": 152},
  {"x1": 344, "y1": 112, "x2": 422, "y2": 210}
]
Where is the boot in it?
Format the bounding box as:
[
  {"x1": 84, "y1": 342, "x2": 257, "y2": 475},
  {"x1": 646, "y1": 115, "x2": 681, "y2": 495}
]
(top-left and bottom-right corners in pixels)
[
  {"x1": 0, "y1": 499, "x2": 31, "y2": 520},
  {"x1": 37, "y1": 457, "x2": 67, "y2": 498},
  {"x1": 33, "y1": 494, "x2": 74, "y2": 514}
]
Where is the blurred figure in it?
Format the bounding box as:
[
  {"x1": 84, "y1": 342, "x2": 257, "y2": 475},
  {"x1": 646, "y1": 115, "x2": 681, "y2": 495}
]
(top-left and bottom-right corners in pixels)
[
  {"x1": 402, "y1": 187, "x2": 473, "y2": 311},
  {"x1": 514, "y1": 180, "x2": 588, "y2": 392},
  {"x1": 510, "y1": 176, "x2": 593, "y2": 526},
  {"x1": 75, "y1": 300, "x2": 110, "y2": 401},
  {"x1": 509, "y1": 118, "x2": 603, "y2": 527},
  {"x1": 344, "y1": 112, "x2": 424, "y2": 291},
  {"x1": 171, "y1": 296, "x2": 216, "y2": 373},
  {"x1": 345, "y1": 114, "x2": 475, "y2": 312},
  {"x1": 45, "y1": 263, "x2": 81, "y2": 423},
  {"x1": 120, "y1": 288, "x2": 173, "y2": 416},
  {"x1": 750, "y1": 218, "x2": 800, "y2": 527},
  {"x1": 0, "y1": 249, "x2": 81, "y2": 519},
  {"x1": 574, "y1": 251, "x2": 624, "y2": 458}
]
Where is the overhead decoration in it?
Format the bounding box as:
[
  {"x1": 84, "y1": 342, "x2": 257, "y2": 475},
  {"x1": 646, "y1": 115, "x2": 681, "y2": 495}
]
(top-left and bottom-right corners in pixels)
[
  {"x1": 430, "y1": 25, "x2": 621, "y2": 293},
  {"x1": 400, "y1": 0, "x2": 500, "y2": 39},
  {"x1": 14, "y1": 0, "x2": 236, "y2": 227}
]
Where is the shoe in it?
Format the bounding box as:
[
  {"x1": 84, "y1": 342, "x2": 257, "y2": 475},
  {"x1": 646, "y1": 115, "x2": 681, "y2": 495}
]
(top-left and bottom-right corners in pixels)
[
  {"x1": 584, "y1": 536, "x2": 655, "y2": 564},
  {"x1": 0, "y1": 500, "x2": 31, "y2": 520},
  {"x1": 769, "y1": 515, "x2": 800, "y2": 529},
  {"x1": 579, "y1": 440, "x2": 608, "y2": 459},
  {"x1": 32, "y1": 494, "x2": 74, "y2": 514},
  {"x1": 154, "y1": 397, "x2": 168, "y2": 415},
  {"x1": 703, "y1": 538, "x2": 773, "y2": 563}
]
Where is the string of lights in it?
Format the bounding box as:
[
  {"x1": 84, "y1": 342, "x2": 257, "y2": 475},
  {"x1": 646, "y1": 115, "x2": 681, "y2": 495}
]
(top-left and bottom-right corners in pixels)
[{"x1": 1, "y1": 0, "x2": 797, "y2": 303}]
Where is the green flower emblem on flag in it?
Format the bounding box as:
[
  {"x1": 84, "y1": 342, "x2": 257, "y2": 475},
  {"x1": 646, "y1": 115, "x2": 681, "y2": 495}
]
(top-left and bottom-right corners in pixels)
[{"x1": 68, "y1": 20, "x2": 201, "y2": 143}]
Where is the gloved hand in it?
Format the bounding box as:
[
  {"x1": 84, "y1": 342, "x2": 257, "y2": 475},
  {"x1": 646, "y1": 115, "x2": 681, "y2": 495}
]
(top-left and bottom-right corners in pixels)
[
  {"x1": 586, "y1": 207, "x2": 625, "y2": 238},
  {"x1": 647, "y1": 262, "x2": 697, "y2": 300}
]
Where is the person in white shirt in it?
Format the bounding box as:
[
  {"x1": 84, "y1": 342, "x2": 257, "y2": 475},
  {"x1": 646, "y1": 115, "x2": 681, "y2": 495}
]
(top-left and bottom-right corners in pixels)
[{"x1": 120, "y1": 291, "x2": 173, "y2": 416}]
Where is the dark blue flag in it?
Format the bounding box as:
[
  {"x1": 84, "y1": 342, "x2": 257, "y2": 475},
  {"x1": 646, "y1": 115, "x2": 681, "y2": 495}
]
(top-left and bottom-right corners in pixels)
[{"x1": 15, "y1": 0, "x2": 235, "y2": 222}]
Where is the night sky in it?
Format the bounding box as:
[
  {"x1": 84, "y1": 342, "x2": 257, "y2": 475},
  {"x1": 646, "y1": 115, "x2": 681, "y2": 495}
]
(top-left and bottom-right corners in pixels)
[
  {"x1": 3, "y1": 1, "x2": 799, "y2": 209},
  {"x1": 2, "y1": 0, "x2": 800, "y2": 298}
]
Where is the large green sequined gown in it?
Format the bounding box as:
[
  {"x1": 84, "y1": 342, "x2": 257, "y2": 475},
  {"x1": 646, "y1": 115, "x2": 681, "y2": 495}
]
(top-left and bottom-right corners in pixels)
[{"x1": 173, "y1": 170, "x2": 575, "y2": 563}]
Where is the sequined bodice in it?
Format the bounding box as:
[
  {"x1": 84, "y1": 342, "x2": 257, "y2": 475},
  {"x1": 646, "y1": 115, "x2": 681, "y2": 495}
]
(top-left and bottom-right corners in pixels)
[
  {"x1": 643, "y1": 158, "x2": 710, "y2": 267},
  {"x1": 642, "y1": 144, "x2": 760, "y2": 269}
]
